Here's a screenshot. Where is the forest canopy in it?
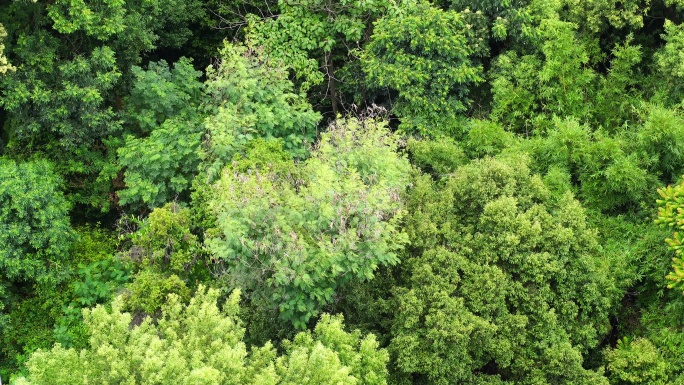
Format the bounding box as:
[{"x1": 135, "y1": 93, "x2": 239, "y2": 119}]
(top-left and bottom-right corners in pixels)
[{"x1": 1, "y1": 0, "x2": 684, "y2": 383}]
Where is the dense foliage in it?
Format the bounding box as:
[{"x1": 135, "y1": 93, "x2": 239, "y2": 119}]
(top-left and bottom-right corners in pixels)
[
  {"x1": 208, "y1": 119, "x2": 410, "y2": 328},
  {"x1": 16, "y1": 286, "x2": 389, "y2": 385},
  {"x1": 2, "y1": 0, "x2": 684, "y2": 383},
  {"x1": 392, "y1": 156, "x2": 616, "y2": 384}
]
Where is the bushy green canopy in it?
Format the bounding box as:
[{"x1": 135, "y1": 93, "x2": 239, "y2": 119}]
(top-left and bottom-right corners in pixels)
[
  {"x1": 15, "y1": 286, "x2": 389, "y2": 385},
  {"x1": 362, "y1": 0, "x2": 483, "y2": 136},
  {"x1": 391, "y1": 155, "x2": 617, "y2": 384},
  {"x1": 0, "y1": 158, "x2": 73, "y2": 284},
  {"x1": 207, "y1": 118, "x2": 411, "y2": 328}
]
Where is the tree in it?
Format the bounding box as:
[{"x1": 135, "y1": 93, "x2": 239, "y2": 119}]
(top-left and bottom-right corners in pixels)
[
  {"x1": 122, "y1": 58, "x2": 203, "y2": 135},
  {"x1": 0, "y1": 44, "x2": 121, "y2": 151},
  {"x1": 245, "y1": 0, "x2": 390, "y2": 112},
  {"x1": 391, "y1": 155, "x2": 616, "y2": 384},
  {"x1": 490, "y1": 52, "x2": 543, "y2": 133},
  {"x1": 0, "y1": 23, "x2": 14, "y2": 74},
  {"x1": 590, "y1": 38, "x2": 643, "y2": 130},
  {"x1": 655, "y1": 20, "x2": 684, "y2": 80},
  {"x1": 117, "y1": 117, "x2": 203, "y2": 208},
  {"x1": 604, "y1": 338, "x2": 669, "y2": 385},
  {"x1": 0, "y1": 158, "x2": 74, "y2": 372},
  {"x1": 201, "y1": 43, "x2": 321, "y2": 178},
  {"x1": 46, "y1": 0, "x2": 205, "y2": 55},
  {"x1": 53, "y1": 226, "x2": 130, "y2": 349},
  {"x1": 15, "y1": 286, "x2": 389, "y2": 385},
  {"x1": 490, "y1": 17, "x2": 595, "y2": 133},
  {"x1": 0, "y1": 0, "x2": 208, "y2": 212},
  {"x1": 656, "y1": 177, "x2": 684, "y2": 293},
  {"x1": 517, "y1": 118, "x2": 654, "y2": 212},
  {"x1": 115, "y1": 58, "x2": 204, "y2": 209},
  {"x1": 443, "y1": 0, "x2": 541, "y2": 49},
  {"x1": 635, "y1": 105, "x2": 684, "y2": 184},
  {"x1": 118, "y1": 202, "x2": 204, "y2": 315},
  {"x1": 0, "y1": 158, "x2": 74, "y2": 285},
  {"x1": 207, "y1": 118, "x2": 411, "y2": 328},
  {"x1": 653, "y1": 20, "x2": 684, "y2": 103},
  {"x1": 560, "y1": 0, "x2": 649, "y2": 35},
  {"x1": 0, "y1": 36, "x2": 122, "y2": 209},
  {"x1": 537, "y1": 18, "x2": 595, "y2": 120},
  {"x1": 124, "y1": 203, "x2": 201, "y2": 275},
  {"x1": 362, "y1": 0, "x2": 483, "y2": 136}
]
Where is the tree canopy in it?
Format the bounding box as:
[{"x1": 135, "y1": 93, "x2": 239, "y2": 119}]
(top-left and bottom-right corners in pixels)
[
  {"x1": 4, "y1": 0, "x2": 684, "y2": 383},
  {"x1": 15, "y1": 286, "x2": 389, "y2": 385}
]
